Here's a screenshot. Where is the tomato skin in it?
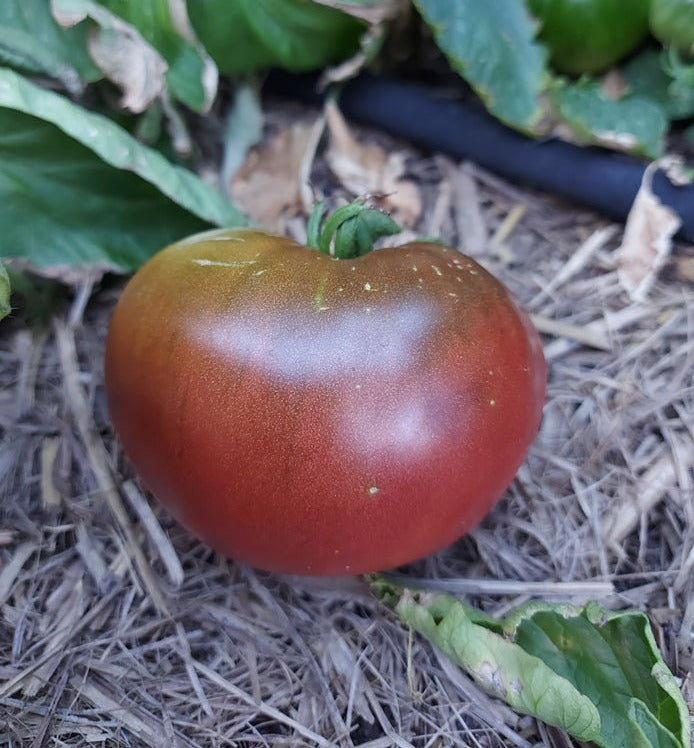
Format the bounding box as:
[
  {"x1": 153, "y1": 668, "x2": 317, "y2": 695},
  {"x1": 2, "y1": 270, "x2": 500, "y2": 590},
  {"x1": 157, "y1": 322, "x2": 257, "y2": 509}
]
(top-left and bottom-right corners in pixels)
[
  {"x1": 105, "y1": 229, "x2": 546, "y2": 575},
  {"x1": 527, "y1": 0, "x2": 650, "y2": 75}
]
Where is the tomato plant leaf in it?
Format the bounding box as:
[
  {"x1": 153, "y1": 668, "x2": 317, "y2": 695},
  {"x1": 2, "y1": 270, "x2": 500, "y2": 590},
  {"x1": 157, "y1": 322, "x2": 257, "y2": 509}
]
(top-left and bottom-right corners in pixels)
[
  {"x1": 0, "y1": 24, "x2": 83, "y2": 94},
  {"x1": 550, "y1": 79, "x2": 668, "y2": 159},
  {"x1": 188, "y1": 0, "x2": 365, "y2": 76},
  {"x1": 390, "y1": 589, "x2": 602, "y2": 742},
  {"x1": 0, "y1": 264, "x2": 10, "y2": 322},
  {"x1": 63, "y1": 0, "x2": 219, "y2": 112},
  {"x1": 622, "y1": 49, "x2": 694, "y2": 121},
  {"x1": 508, "y1": 601, "x2": 690, "y2": 748},
  {"x1": 52, "y1": 0, "x2": 168, "y2": 112},
  {"x1": 0, "y1": 0, "x2": 99, "y2": 86},
  {"x1": 412, "y1": 0, "x2": 548, "y2": 131},
  {"x1": 0, "y1": 67, "x2": 247, "y2": 278},
  {"x1": 376, "y1": 583, "x2": 690, "y2": 748}
]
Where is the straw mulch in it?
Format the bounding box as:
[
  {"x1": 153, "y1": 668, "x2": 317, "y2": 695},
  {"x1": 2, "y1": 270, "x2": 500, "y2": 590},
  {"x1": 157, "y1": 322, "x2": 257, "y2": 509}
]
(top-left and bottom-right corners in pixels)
[{"x1": 1, "y1": 120, "x2": 693, "y2": 747}]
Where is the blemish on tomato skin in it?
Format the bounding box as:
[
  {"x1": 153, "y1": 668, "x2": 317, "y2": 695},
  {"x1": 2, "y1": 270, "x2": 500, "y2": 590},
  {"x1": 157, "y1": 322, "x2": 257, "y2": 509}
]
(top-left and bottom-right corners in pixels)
[
  {"x1": 191, "y1": 258, "x2": 258, "y2": 268},
  {"x1": 368, "y1": 486, "x2": 380, "y2": 496}
]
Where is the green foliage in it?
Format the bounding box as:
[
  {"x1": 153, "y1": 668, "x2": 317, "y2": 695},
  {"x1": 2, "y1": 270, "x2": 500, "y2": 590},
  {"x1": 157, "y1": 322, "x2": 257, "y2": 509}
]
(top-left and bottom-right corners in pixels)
[
  {"x1": 375, "y1": 581, "x2": 690, "y2": 748},
  {"x1": 0, "y1": 67, "x2": 246, "y2": 277},
  {"x1": 412, "y1": 0, "x2": 548, "y2": 131},
  {"x1": 0, "y1": 0, "x2": 99, "y2": 87},
  {"x1": 411, "y1": 0, "x2": 687, "y2": 157},
  {"x1": 550, "y1": 79, "x2": 668, "y2": 158},
  {"x1": 650, "y1": 0, "x2": 694, "y2": 56},
  {"x1": 623, "y1": 49, "x2": 694, "y2": 120},
  {"x1": 92, "y1": 0, "x2": 217, "y2": 111},
  {"x1": 188, "y1": 0, "x2": 365, "y2": 76}
]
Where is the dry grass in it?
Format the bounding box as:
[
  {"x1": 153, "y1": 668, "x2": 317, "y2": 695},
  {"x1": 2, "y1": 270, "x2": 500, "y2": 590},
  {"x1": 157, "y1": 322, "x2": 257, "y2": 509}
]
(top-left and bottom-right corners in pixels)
[{"x1": 1, "y1": 127, "x2": 693, "y2": 747}]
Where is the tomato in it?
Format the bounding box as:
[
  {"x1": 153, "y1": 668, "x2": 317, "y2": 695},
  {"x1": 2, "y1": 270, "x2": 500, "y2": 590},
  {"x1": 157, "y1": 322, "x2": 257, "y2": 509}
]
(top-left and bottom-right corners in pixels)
[
  {"x1": 527, "y1": 0, "x2": 651, "y2": 75},
  {"x1": 105, "y1": 227, "x2": 546, "y2": 575},
  {"x1": 650, "y1": 0, "x2": 694, "y2": 55}
]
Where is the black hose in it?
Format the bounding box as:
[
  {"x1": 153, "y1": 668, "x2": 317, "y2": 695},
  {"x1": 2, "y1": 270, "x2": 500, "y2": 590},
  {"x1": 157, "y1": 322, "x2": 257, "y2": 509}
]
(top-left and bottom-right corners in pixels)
[{"x1": 266, "y1": 71, "x2": 694, "y2": 242}]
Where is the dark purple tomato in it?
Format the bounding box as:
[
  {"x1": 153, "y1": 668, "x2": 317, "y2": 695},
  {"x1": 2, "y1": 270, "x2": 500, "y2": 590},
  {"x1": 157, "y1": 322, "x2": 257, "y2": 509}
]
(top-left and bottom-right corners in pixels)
[{"x1": 105, "y1": 228, "x2": 546, "y2": 575}]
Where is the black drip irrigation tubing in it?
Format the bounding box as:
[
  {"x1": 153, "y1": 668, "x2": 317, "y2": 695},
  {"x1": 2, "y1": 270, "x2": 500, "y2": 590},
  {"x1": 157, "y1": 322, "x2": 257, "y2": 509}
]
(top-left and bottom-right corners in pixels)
[{"x1": 265, "y1": 71, "x2": 694, "y2": 243}]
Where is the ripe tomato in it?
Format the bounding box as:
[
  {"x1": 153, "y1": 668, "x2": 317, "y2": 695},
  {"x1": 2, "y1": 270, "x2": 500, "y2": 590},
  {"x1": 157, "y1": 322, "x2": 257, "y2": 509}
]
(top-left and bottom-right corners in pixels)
[{"x1": 105, "y1": 228, "x2": 546, "y2": 575}]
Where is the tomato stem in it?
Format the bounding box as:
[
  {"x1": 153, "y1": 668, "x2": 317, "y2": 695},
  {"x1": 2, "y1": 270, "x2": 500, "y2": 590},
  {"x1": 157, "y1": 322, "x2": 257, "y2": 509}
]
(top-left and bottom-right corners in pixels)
[
  {"x1": 306, "y1": 199, "x2": 401, "y2": 259},
  {"x1": 306, "y1": 200, "x2": 327, "y2": 250}
]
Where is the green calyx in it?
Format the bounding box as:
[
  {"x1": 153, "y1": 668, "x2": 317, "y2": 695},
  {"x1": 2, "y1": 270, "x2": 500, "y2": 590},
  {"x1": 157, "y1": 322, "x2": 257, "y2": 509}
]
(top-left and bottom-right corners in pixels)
[{"x1": 306, "y1": 199, "x2": 401, "y2": 260}]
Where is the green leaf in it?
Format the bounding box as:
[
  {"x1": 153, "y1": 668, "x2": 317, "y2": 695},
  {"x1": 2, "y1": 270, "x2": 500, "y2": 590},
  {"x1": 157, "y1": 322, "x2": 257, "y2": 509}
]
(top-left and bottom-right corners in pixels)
[
  {"x1": 377, "y1": 582, "x2": 690, "y2": 748},
  {"x1": 95, "y1": 0, "x2": 218, "y2": 112},
  {"x1": 511, "y1": 602, "x2": 690, "y2": 748},
  {"x1": 0, "y1": 0, "x2": 99, "y2": 86},
  {"x1": 0, "y1": 67, "x2": 247, "y2": 277},
  {"x1": 52, "y1": 0, "x2": 168, "y2": 112},
  {"x1": 53, "y1": 0, "x2": 217, "y2": 113},
  {"x1": 393, "y1": 590, "x2": 601, "y2": 742},
  {"x1": 550, "y1": 79, "x2": 668, "y2": 158},
  {"x1": 412, "y1": 0, "x2": 548, "y2": 130},
  {"x1": 622, "y1": 49, "x2": 694, "y2": 121},
  {"x1": 0, "y1": 263, "x2": 10, "y2": 322},
  {"x1": 188, "y1": 0, "x2": 365, "y2": 76}
]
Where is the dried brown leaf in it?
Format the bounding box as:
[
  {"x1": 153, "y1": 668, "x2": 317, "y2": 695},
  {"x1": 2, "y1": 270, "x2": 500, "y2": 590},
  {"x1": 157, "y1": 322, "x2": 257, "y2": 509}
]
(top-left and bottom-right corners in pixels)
[
  {"x1": 616, "y1": 163, "x2": 681, "y2": 301},
  {"x1": 231, "y1": 120, "x2": 319, "y2": 231},
  {"x1": 321, "y1": 22, "x2": 384, "y2": 86},
  {"x1": 53, "y1": 0, "x2": 167, "y2": 112},
  {"x1": 88, "y1": 25, "x2": 166, "y2": 113},
  {"x1": 325, "y1": 100, "x2": 421, "y2": 226},
  {"x1": 600, "y1": 69, "x2": 628, "y2": 101},
  {"x1": 451, "y1": 162, "x2": 488, "y2": 257},
  {"x1": 675, "y1": 256, "x2": 694, "y2": 283}
]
